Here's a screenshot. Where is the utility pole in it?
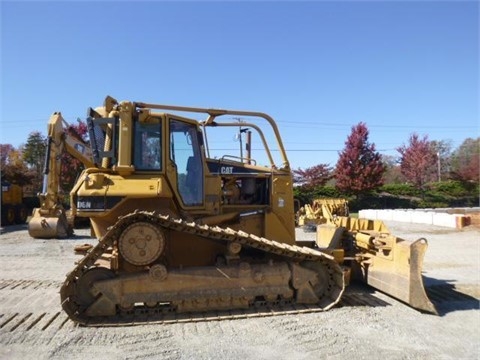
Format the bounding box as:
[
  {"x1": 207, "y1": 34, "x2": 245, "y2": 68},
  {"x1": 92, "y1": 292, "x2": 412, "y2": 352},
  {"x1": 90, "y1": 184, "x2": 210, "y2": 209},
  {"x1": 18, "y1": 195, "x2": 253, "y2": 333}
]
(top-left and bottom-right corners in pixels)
[
  {"x1": 437, "y1": 152, "x2": 441, "y2": 182},
  {"x1": 233, "y1": 117, "x2": 246, "y2": 162}
]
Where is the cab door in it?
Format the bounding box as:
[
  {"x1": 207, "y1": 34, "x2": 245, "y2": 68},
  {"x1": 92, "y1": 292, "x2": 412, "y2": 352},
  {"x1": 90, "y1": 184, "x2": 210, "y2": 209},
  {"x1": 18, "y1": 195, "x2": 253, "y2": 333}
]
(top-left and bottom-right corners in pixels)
[{"x1": 167, "y1": 117, "x2": 204, "y2": 207}]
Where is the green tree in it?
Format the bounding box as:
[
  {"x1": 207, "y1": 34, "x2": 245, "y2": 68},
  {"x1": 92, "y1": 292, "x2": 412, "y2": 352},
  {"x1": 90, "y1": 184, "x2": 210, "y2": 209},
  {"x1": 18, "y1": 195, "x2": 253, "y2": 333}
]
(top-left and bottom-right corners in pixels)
[
  {"x1": 22, "y1": 131, "x2": 47, "y2": 193},
  {"x1": 335, "y1": 122, "x2": 385, "y2": 197}
]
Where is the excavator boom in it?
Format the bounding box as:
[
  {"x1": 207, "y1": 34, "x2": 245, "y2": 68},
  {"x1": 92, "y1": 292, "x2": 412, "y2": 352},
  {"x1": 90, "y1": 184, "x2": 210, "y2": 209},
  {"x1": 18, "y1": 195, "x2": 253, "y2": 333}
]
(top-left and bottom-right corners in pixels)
[{"x1": 28, "y1": 113, "x2": 93, "y2": 239}]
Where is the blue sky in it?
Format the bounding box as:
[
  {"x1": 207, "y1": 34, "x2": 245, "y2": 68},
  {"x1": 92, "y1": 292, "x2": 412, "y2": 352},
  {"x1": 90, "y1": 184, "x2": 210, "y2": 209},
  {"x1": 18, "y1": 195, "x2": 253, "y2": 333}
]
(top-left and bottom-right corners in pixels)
[{"x1": 1, "y1": 1, "x2": 478, "y2": 170}]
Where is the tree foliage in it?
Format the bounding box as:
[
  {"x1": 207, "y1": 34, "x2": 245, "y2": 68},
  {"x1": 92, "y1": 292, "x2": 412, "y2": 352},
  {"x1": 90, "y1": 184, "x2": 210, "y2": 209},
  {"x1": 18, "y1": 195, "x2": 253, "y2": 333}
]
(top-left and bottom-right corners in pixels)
[
  {"x1": 335, "y1": 122, "x2": 385, "y2": 196},
  {"x1": 397, "y1": 133, "x2": 437, "y2": 190},
  {"x1": 449, "y1": 137, "x2": 479, "y2": 183},
  {"x1": 292, "y1": 164, "x2": 332, "y2": 190},
  {"x1": 0, "y1": 144, "x2": 34, "y2": 185},
  {"x1": 382, "y1": 155, "x2": 404, "y2": 184},
  {"x1": 429, "y1": 139, "x2": 452, "y2": 181},
  {"x1": 22, "y1": 131, "x2": 47, "y2": 193},
  {"x1": 0, "y1": 144, "x2": 13, "y2": 170}
]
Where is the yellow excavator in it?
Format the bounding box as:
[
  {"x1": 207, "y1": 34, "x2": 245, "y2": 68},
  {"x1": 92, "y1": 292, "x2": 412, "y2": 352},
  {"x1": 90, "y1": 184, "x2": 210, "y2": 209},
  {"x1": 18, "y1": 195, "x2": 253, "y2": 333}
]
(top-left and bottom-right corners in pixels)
[
  {"x1": 58, "y1": 96, "x2": 435, "y2": 325},
  {"x1": 28, "y1": 113, "x2": 94, "y2": 239}
]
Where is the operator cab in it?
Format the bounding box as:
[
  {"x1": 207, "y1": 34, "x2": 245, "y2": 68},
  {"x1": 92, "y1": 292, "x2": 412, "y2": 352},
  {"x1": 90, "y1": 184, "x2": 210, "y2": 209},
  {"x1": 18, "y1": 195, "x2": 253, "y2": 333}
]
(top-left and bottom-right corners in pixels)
[{"x1": 86, "y1": 109, "x2": 205, "y2": 208}]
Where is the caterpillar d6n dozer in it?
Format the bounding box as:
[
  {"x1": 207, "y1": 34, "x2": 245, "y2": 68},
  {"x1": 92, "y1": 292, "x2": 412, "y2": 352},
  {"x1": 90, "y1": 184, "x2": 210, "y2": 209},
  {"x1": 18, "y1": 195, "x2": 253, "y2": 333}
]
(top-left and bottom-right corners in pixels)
[{"x1": 60, "y1": 96, "x2": 435, "y2": 325}]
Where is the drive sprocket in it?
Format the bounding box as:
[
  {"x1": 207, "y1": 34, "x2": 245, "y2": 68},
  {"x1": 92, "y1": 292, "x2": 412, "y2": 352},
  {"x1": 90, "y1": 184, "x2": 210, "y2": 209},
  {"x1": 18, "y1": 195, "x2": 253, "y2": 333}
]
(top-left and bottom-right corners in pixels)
[{"x1": 118, "y1": 221, "x2": 166, "y2": 266}]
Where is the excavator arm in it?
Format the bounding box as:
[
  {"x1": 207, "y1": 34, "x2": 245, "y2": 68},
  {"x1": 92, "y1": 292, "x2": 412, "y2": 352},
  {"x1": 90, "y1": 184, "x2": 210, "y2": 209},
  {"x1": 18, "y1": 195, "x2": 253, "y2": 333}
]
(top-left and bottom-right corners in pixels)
[{"x1": 28, "y1": 113, "x2": 93, "y2": 239}]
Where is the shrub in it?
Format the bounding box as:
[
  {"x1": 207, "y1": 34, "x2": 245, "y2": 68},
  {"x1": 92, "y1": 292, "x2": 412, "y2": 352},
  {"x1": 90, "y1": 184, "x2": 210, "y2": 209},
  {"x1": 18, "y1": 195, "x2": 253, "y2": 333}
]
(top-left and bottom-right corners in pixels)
[
  {"x1": 313, "y1": 186, "x2": 343, "y2": 198},
  {"x1": 380, "y1": 184, "x2": 419, "y2": 197},
  {"x1": 428, "y1": 180, "x2": 471, "y2": 197}
]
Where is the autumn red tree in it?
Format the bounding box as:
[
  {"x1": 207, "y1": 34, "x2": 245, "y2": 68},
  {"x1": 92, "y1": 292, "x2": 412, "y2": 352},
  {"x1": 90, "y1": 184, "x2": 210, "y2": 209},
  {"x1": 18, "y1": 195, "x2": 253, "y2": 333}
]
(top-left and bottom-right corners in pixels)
[
  {"x1": 60, "y1": 120, "x2": 89, "y2": 193},
  {"x1": 449, "y1": 137, "x2": 479, "y2": 183},
  {"x1": 292, "y1": 164, "x2": 333, "y2": 189},
  {"x1": 1, "y1": 144, "x2": 34, "y2": 186},
  {"x1": 335, "y1": 122, "x2": 385, "y2": 197},
  {"x1": 0, "y1": 144, "x2": 13, "y2": 169},
  {"x1": 397, "y1": 133, "x2": 437, "y2": 190}
]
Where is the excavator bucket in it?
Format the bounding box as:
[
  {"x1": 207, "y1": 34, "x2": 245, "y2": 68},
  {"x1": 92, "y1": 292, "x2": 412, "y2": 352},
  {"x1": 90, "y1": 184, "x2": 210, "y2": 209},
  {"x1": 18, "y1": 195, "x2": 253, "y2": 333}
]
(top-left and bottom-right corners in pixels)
[
  {"x1": 28, "y1": 208, "x2": 73, "y2": 239},
  {"x1": 332, "y1": 217, "x2": 437, "y2": 314}
]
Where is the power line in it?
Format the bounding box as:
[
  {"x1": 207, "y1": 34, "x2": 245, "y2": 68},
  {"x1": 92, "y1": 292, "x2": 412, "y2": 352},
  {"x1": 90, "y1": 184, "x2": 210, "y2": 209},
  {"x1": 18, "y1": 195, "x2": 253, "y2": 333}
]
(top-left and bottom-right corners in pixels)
[
  {"x1": 209, "y1": 148, "x2": 397, "y2": 152},
  {"x1": 1, "y1": 117, "x2": 477, "y2": 130},
  {"x1": 276, "y1": 120, "x2": 477, "y2": 129}
]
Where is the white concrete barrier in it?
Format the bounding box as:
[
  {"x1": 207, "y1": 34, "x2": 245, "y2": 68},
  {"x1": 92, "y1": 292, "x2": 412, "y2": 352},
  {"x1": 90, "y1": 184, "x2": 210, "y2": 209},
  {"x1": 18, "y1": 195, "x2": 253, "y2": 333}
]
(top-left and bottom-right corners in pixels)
[
  {"x1": 432, "y1": 212, "x2": 457, "y2": 228},
  {"x1": 359, "y1": 209, "x2": 472, "y2": 229},
  {"x1": 359, "y1": 209, "x2": 376, "y2": 220},
  {"x1": 395, "y1": 210, "x2": 413, "y2": 223},
  {"x1": 378, "y1": 209, "x2": 394, "y2": 221},
  {"x1": 413, "y1": 211, "x2": 434, "y2": 225}
]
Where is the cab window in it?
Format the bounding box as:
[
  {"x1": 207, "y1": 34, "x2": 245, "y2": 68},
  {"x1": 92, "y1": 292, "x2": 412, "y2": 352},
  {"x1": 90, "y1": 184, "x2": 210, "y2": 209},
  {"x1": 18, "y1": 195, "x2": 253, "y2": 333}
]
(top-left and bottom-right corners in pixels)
[{"x1": 134, "y1": 122, "x2": 161, "y2": 171}]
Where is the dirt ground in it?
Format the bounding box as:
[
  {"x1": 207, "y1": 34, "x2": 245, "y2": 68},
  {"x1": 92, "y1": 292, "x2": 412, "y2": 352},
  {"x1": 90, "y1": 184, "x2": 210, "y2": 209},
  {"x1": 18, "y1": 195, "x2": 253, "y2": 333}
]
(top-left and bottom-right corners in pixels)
[{"x1": 0, "y1": 221, "x2": 478, "y2": 360}]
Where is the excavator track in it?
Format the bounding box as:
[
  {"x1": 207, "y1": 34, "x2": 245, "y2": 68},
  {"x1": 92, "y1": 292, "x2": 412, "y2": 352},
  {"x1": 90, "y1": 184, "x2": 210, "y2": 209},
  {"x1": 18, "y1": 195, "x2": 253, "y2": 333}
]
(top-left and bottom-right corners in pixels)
[{"x1": 60, "y1": 211, "x2": 345, "y2": 326}]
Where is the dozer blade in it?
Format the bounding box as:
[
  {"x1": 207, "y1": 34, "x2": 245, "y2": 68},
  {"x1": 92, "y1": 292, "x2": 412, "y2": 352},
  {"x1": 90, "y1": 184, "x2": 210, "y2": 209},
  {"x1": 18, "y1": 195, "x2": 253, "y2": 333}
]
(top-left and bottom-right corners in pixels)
[
  {"x1": 28, "y1": 208, "x2": 73, "y2": 239},
  {"x1": 355, "y1": 236, "x2": 437, "y2": 314}
]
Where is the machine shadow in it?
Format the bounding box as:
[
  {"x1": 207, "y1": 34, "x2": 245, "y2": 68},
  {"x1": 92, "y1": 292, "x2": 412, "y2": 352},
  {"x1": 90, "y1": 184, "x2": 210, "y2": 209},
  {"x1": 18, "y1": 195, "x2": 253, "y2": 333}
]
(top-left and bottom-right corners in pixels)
[
  {"x1": 422, "y1": 276, "x2": 480, "y2": 316},
  {"x1": 337, "y1": 282, "x2": 391, "y2": 309},
  {"x1": 0, "y1": 223, "x2": 94, "y2": 241},
  {"x1": 0, "y1": 223, "x2": 28, "y2": 234},
  {"x1": 337, "y1": 278, "x2": 479, "y2": 317}
]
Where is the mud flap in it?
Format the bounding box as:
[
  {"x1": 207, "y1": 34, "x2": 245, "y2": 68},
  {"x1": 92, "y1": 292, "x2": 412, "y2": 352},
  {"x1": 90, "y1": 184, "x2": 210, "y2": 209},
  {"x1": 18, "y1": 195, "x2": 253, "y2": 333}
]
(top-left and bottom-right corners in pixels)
[{"x1": 354, "y1": 237, "x2": 437, "y2": 314}]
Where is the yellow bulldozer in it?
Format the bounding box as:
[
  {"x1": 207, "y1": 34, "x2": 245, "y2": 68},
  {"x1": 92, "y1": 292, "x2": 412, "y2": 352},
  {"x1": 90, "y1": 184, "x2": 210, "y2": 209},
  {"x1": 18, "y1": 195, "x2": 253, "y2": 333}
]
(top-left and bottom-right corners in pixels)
[
  {"x1": 58, "y1": 96, "x2": 435, "y2": 325},
  {"x1": 28, "y1": 113, "x2": 94, "y2": 238}
]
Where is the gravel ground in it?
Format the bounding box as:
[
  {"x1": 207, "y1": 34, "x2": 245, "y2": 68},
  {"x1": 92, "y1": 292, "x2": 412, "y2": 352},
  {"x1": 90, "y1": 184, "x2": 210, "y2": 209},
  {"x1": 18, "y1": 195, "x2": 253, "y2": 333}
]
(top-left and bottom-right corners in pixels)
[{"x1": 0, "y1": 221, "x2": 478, "y2": 360}]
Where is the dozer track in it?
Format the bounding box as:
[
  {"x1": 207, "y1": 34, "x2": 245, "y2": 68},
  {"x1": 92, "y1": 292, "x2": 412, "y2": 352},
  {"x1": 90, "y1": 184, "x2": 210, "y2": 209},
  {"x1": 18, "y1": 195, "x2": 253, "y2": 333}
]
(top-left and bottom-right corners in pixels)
[{"x1": 60, "y1": 211, "x2": 345, "y2": 326}]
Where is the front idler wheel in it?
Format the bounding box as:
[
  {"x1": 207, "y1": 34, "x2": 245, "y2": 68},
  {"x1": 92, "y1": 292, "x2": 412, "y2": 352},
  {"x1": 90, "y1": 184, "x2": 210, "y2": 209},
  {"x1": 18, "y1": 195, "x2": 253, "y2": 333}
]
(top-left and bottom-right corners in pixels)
[{"x1": 74, "y1": 267, "x2": 116, "y2": 312}]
